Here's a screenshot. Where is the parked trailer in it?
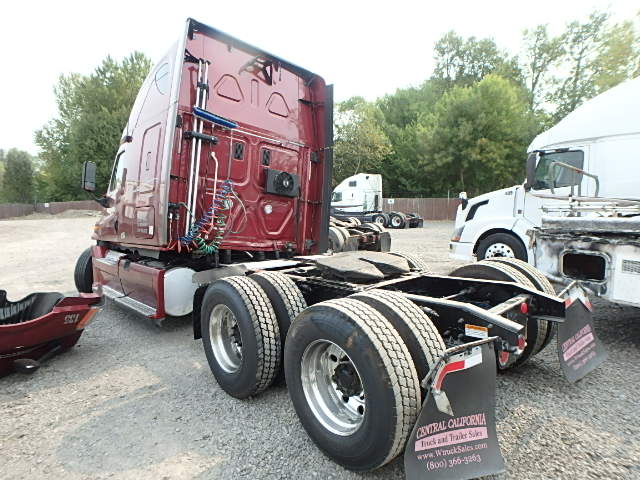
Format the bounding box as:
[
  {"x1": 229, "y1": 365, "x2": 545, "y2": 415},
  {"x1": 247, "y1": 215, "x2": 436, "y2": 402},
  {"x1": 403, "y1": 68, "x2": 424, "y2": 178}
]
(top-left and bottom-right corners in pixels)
[{"x1": 75, "y1": 19, "x2": 604, "y2": 479}]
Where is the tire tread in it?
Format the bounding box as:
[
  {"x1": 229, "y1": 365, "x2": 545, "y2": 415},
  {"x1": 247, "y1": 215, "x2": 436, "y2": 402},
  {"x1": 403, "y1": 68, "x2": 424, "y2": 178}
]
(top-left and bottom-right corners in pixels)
[
  {"x1": 220, "y1": 276, "x2": 281, "y2": 395},
  {"x1": 74, "y1": 247, "x2": 93, "y2": 293},
  {"x1": 320, "y1": 298, "x2": 420, "y2": 468},
  {"x1": 350, "y1": 289, "x2": 444, "y2": 382}
]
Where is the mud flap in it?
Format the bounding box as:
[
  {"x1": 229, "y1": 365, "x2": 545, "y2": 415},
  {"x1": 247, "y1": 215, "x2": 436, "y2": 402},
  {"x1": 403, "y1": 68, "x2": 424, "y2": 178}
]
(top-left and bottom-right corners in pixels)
[
  {"x1": 557, "y1": 285, "x2": 607, "y2": 383},
  {"x1": 405, "y1": 340, "x2": 505, "y2": 480}
]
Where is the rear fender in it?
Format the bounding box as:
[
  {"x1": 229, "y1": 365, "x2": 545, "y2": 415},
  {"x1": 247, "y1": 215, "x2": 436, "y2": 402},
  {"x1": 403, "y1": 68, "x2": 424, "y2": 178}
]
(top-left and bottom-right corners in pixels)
[{"x1": 192, "y1": 285, "x2": 208, "y2": 340}]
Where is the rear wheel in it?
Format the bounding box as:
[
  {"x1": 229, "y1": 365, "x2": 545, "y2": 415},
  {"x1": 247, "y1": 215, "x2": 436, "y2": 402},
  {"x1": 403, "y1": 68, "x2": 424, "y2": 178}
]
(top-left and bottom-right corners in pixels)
[
  {"x1": 349, "y1": 289, "x2": 445, "y2": 385},
  {"x1": 285, "y1": 298, "x2": 420, "y2": 471},
  {"x1": 328, "y1": 227, "x2": 345, "y2": 252},
  {"x1": 201, "y1": 276, "x2": 280, "y2": 398},
  {"x1": 449, "y1": 261, "x2": 548, "y2": 366},
  {"x1": 348, "y1": 217, "x2": 361, "y2": 225},
  {"x1": 389, "y1": 212, "x2": 406, "y2": 229},
  {"x1": 371, "y1": 213, "x2": 387, "y2": 227},
  {"x1": 250, "y1": 271, "x2": 307, "y2": 381},
  {"x1": 485, "y1": 257, "x2": 557, "y2": 352},
  {"x1": 336, "y1": 226, "x2": 351, "y2": 244},
  {"x1": 477, "y1": 232, "x2": 527, "y2": 261},
  {"x1": 74, "y1": 247, "x2": 94, "y2": 293},
  {"x1": 485, "y1": 257, "x2": 555, "y2": 294}
]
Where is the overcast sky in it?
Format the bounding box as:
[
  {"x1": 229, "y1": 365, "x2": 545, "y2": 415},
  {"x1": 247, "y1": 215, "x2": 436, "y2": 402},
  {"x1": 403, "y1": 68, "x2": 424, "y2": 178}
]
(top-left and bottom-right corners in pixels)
[{"x1": 0, "y1": 0, "x2": 637, "y2": 155}]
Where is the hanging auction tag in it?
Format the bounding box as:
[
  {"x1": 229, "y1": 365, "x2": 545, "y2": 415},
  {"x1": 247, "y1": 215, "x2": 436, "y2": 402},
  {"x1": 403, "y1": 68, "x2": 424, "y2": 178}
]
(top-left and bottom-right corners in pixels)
[{"x1": 405, "y1": 343, "x2": 505, "y2": 480}]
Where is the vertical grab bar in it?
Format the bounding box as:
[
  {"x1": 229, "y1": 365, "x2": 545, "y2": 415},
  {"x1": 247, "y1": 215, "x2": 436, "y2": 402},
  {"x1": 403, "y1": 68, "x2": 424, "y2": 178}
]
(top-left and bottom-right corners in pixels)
[
  {"x1": 184, "y1": 59, "x2": 210, "y2": 236},
  {"x1": 190, "y1": 61, "x2": 209, "y2": 231}
]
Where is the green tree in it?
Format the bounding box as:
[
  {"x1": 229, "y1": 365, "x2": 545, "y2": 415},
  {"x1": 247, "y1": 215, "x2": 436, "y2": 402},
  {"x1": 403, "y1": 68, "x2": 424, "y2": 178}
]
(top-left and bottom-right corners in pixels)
[
  {"x1": 549, "y1": 11, "x2": 640, "y2": 121},
  {"x1": 433, "y1": 31, "x2": 523, "y2": 88},
  {"x1": 2, "y1": 149, "x2": 35, "y2": 203},
  {"x1": 377, "y1": 82, "x2": 443, "y2": 130},
  {"x1": 418, "y1": 75, "x2": 538, "y2": 196},
  {"x1": 549, "y1": 11, "x2": 609, "y2": 121},
  {"x1": 521, "y1": 25, "x2": 565, "y2": 110},
  {"x1": 333, "y1": 97, "x2": 393, "y2": 185},
  {"x1": 36, "y1": 52, "x2": 152, "y2": 201},
  {"x1": 591, "y1": 18, "x2": 640, "y2": 92}
]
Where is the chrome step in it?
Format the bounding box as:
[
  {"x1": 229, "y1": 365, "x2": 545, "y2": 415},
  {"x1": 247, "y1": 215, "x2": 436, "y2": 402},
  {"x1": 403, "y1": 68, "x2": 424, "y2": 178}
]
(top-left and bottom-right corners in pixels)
[{"x1": 102, "y1": 285, "x2": 157, "y2": 317}]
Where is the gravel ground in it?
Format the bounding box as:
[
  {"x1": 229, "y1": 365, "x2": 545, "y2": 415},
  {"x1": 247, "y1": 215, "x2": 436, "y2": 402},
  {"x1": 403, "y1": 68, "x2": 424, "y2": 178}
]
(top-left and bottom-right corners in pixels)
[{"x1": 1, "y1": 217, "x2": 639, "y2": 479}]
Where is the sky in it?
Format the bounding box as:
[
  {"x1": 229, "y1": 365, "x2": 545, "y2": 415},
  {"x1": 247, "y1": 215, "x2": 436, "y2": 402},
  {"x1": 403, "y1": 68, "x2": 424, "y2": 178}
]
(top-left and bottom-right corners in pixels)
[{"x1": 0, "y1": 0, "x2": 637, "y2": 155}]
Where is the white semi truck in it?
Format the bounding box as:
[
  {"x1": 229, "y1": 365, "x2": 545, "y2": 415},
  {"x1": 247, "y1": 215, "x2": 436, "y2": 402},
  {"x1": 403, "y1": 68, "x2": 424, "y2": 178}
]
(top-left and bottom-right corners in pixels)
[
  {"x1": 331, "y1": 173, "x2": 424, "y2": 228},
  {"x1": 449, "y1": 76, "x2": 640, "y2": 262}
]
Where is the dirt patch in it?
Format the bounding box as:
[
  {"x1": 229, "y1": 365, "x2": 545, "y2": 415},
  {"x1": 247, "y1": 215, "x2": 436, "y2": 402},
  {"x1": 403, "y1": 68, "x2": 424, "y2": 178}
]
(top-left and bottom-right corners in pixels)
[
  {"x1": 0, "y1": 221, "x2": 638, "y2": 479},
  {"x1": 0, "y1": 209, "x2": 103, "y2": 221},
  {"x1": 0, "y1": 215, "x2": 97, "y2": 300}
]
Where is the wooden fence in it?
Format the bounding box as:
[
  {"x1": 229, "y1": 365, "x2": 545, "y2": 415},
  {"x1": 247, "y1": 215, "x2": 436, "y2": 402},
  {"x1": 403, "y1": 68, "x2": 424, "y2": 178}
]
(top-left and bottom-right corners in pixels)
[
  {"x1": 1, "y1": 198, "x2": 460, "y2": 221},
  {"x1": 0, "y1": 200, "x2": 103, "y2": 220},
  {"x1": 382, "y1": 198, "x2": 460, "y2": 221}
]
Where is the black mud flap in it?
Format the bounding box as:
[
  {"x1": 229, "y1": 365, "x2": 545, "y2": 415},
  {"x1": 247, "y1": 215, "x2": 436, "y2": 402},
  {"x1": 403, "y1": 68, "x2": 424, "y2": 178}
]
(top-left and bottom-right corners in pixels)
[
  {"x1": 405, "y1": 340, "x2": 505, "y2": 480},
  {"x1": 557, "y1": 285, "x2": 607, "y2": 383}
]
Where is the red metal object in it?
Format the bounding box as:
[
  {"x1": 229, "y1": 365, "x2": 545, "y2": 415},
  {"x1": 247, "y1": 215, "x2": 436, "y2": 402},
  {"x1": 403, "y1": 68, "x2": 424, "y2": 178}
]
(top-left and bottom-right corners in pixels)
[
  {"x1": 0, "y1": 293, "x2": 102, "y2": 377},
  {"x1": 91, "y1": 245, "x2": 166, "y2": 318},
  {"x1": 92, "y1": 19, "x2": 329, "y2": 257}
]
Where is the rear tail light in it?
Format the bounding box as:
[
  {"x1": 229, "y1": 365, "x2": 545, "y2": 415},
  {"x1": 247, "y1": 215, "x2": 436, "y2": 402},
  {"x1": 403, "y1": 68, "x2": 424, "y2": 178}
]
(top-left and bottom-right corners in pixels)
[
  {"x1": 517, "y1": 335, "x2": 526, "y2": 351},
  {"x1": 499, "y1": 351, "x2": 510, "y2": 366},
  {"x1": 520, "y1": 302, "x2": 529, "y2": 314}
]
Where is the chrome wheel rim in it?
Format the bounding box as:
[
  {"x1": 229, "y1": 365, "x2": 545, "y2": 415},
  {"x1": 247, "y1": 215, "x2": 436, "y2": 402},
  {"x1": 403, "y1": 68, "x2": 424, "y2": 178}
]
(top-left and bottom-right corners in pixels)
[
  {"x1": 485, "y1": 242, "x2": 515, "y2": 258},
  {"x1": 301, "y1": 340, "x2": 365, "y2": 436},
  {"x1": 209, "y1": 304, "x2": 243, "y2": 373},
  {"x1": 391, "y1": 216, "x2": 402, "y2": 227},
  {"x1": 374, "y1": 216, "x2": 385, "y2": 225}
]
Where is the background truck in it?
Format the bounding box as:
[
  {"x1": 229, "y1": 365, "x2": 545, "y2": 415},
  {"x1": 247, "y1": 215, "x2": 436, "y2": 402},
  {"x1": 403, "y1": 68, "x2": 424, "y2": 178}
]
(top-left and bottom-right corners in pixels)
[
  {"x1": 531, "y1": 195, "x2": 640, "y2": 308},
  {"x1": 74, "y1": 18, "x2": 602, "y2": 477},
  {"x1": 330, "y1": 173, "x2": 424, "y2": 228},
  {"x1": 449, "y1": 76, "x2": 640, "y2": 263}
]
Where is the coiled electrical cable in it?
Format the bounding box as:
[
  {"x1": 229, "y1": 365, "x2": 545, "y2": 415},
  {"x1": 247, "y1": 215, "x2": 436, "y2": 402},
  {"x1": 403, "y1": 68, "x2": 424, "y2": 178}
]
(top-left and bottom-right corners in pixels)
[{"x1": 180, "y1": 179, "x2": 234, "y2": 254}]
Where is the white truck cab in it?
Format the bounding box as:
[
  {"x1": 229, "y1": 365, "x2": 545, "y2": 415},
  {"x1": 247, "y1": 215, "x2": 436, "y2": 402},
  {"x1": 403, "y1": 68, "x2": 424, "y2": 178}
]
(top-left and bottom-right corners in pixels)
[
  {"x1": 450, "y1": 76, "x2": 640, "y2": 263},
  {"x1": 331, "y1": 173, "x2": 383, "y2": 213}
]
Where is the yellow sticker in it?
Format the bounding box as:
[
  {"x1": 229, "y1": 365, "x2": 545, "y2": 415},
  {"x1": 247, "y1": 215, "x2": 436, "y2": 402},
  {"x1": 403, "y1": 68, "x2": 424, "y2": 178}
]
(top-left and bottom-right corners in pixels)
[{"x1": 465, "y1": 324, "x2": 488, "y2": 339}]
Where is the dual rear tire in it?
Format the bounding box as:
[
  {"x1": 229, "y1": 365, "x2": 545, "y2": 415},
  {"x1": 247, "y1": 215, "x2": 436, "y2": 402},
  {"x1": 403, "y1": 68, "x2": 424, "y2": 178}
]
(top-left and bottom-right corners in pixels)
[
  {"x1": 371, "y1": 213, "x2": 388, "y2": 227},
  {"x1": 200, "y1": 276, "x2": 282, "y2": 398},
  {"x1": 200, "y1": 272, "x2": 306, "y2": 398},
  {"x1": 200, "y1": 274, "x2": 445, "y2": 472},
  {"x1": 388, "y1": 212, "x2": 407, "y2": 229},
  {"x1": 450, "y1": 259, "x2": 554, "y2": 366},
  {"x1": 285, "y1": 295, "x2": 444, "y2": 471}
]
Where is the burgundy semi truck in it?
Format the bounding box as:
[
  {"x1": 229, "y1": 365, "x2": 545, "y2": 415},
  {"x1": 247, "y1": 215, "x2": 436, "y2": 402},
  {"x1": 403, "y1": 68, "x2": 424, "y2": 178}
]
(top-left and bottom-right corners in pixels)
[{"x1": 75, "y1": 19, "x2": 604, "y2": 478}]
